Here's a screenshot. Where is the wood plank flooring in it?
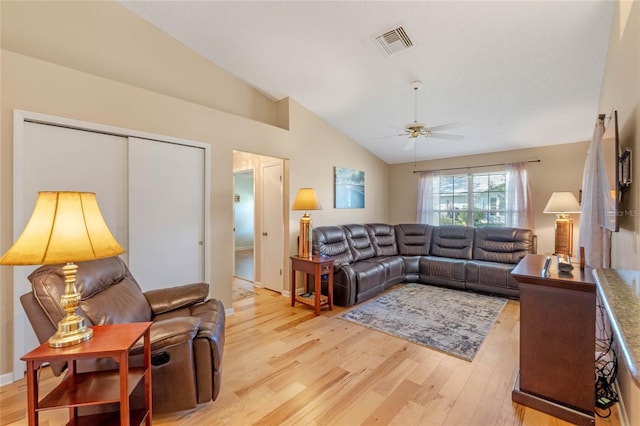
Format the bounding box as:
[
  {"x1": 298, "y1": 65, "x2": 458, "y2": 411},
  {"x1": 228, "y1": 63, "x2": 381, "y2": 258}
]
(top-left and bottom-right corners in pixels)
[{"x1": 0, "y1": 281, "x2": 621, "y2": 425}]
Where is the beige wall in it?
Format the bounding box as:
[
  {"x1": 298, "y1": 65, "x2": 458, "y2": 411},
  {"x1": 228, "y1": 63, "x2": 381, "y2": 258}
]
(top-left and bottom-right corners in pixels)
[
  {"x1": 389, "y1": 142, "x2": 589, "y2": 255},
  {"x1": 0, "y1": 1, "x2": 280, "y2": 128},
  {"x1": 0, "y1": 3, "x2": 389, "y2": 377},
  {"x1": 601, "y1": 1, "x2": 640, "y2": 271},
  {"x1": 598, "y1": 1, "x2": 640, "y2": 424}
]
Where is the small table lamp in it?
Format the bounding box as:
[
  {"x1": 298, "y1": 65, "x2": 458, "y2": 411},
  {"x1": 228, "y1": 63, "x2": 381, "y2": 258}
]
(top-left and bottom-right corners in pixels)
[
  {"x1": 543, "y1": 191, "x2": 581, "y2": 257},
  {"x1": 0, "y1": 192, "x2": 125, "y2": 347},
  {"x1": 292, "y1": 188, "x2": 322, "y2": 257}
]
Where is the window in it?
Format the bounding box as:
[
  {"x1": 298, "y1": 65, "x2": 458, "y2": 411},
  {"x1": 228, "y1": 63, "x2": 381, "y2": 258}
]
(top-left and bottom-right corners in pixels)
[{"x1": 423, "y1": 171, "x2": 507, "y2": 227}]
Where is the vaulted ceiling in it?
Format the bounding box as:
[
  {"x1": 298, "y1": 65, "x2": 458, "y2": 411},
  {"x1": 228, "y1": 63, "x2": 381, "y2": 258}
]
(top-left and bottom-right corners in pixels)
[{"x1": 120, "y1": 1, "x2": 615, "y2": 164}]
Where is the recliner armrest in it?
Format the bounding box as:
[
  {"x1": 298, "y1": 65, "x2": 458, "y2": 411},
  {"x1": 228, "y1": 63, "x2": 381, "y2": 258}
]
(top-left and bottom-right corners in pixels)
[
  {"x1": 144, "y1": 282, "x2": 209, "y2": 316},
  {"x1": 130, "y1": 316, "x2": 202, "y2": 355}
]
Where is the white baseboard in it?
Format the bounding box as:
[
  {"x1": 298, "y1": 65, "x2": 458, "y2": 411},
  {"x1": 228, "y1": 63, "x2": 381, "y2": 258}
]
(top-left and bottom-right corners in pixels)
[
  {"x1": 612, "y1": 380, "x2": 630, "y2": 426},
  {"x1": 0, "y1": 372, "x2": 15, "y2": 386}
]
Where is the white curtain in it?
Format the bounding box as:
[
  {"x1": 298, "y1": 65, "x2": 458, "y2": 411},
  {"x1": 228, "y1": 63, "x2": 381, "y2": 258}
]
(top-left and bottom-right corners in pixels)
[
  {"x1": 505, "y1": 162, "x2": 535, "y2": 230},
  {"x1": 578, "y1": 119, "x2": 611, "y2": 268},
  {"x1": 417, "y1": 170, "x2": 440, "y2": 224}
]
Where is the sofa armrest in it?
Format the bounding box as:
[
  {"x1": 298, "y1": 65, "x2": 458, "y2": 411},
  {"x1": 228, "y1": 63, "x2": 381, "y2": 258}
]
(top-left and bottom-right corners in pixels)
[
  {"x1": 130, "y1": 316, "x2": 201, "y2": 355},
  {"x1": 191, "y1": 299, "x2": 226, "y2": 369},
  {"x1": 144, "y1": 283, "x2": 209, "y2": 316}
]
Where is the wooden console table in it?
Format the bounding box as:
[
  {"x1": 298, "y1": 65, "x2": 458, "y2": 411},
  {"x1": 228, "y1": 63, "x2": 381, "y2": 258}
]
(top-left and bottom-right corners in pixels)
[
  {"x1": 290, "y1": 255, "x2": 334, "y2": 315},
  {"x1": 21, "y1": 322, "x2": 152, "y2": 426},
  {"x1": 511, "y1": 254, "x2": 596, "y2": 425}
]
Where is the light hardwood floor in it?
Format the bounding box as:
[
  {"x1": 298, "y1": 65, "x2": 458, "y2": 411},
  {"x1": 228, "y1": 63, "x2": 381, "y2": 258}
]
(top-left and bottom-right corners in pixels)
[{"x1": 1, "y1": 282, "x2": 621, "y2": 425}]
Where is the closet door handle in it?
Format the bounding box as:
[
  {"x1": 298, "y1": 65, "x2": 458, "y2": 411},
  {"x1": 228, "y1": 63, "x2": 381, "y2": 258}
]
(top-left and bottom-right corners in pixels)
[{"x1": 262, "y1": 232, "x2": 268, "y2": 236}]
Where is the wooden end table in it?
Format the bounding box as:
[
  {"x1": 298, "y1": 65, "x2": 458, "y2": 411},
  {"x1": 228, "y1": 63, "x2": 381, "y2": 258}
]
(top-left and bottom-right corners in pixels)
[
  {"x1": 290, "y1": 255, "x2": 334, "y2": 315},
  {"x1": 21, "y1": 322, "x2": 153, "y2": 426}
]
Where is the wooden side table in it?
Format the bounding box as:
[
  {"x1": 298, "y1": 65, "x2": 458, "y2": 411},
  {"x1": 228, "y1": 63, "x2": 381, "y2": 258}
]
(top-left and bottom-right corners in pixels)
[
  {"x1": 290, "y1": 255, "x2": 334, "y2": 315},
  {"x1": 511, "y1": 254, "x2": 596, "y2": 425},
  {"x1": 21, "y1": 322, "x2": 153, "y2": 426}
]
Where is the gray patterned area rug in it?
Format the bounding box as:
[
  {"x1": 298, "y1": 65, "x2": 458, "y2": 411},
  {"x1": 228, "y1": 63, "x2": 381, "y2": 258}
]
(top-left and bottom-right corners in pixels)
[{"x1": 340, "y1": 283, "x2": 507, "y2": 361}]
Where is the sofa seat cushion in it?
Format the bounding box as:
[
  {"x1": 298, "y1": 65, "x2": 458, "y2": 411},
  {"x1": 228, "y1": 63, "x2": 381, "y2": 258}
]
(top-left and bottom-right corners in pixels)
[
  {"x1": 342, "y1": 262, "x2": 385, "y2": 300},
  {"x1": 466, "y1": 260, "x2": 519, "y2": 289},
  {"x1": 364, "y1": 255, "x2": 404, "y2": 285},
  {"x1": 419, "y1": 256, "x2": 466, "y2": 282},
  {"x1": 403, "y1": 256, "x2": 421, "y2": 274}
]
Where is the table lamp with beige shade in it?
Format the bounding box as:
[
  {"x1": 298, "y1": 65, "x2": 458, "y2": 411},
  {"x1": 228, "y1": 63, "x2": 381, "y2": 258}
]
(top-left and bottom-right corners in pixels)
[
  {"x1": 543, "y1": 191, "x2": 581, "y2": 257},
  {"x1": 0, "y1": 191, "x2": 125, "y2": 348},
  {"x1": 291, "y1": 188, "x2": 322, "y2": 257}
]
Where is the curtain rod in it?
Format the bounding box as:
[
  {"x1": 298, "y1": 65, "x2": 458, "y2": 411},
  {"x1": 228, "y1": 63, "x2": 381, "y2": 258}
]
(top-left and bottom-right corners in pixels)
[{"x1": 412, "y1": 159, "x2": 540, "y2": 174}]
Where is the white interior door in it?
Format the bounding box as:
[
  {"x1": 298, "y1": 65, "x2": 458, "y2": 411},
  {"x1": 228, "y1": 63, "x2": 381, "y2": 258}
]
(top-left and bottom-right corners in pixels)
[
  {"x1": 14, "y1": 121, "x2": 127, "y2": 380},
  {"x1": 128, "y1": 137, "x2": 205, "y2": 290},
  {"x1": 261, "y1": 162, "x2": 284, "y2": 293}
]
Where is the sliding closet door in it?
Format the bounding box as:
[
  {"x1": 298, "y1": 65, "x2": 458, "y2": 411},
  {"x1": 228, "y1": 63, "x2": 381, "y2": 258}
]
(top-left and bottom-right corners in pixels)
[
  {"x1": 128, "y1": 137, "x2": 205, "y2": 290},
  {"x1": 14, "y1": 121, "x2": 127, "y2": 380}
]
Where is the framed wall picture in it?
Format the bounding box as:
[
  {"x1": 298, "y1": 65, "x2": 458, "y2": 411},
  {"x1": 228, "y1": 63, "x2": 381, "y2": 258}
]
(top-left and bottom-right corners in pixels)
[{"x1": 334, "y1": 167, "x2": 364, "y2": 208}]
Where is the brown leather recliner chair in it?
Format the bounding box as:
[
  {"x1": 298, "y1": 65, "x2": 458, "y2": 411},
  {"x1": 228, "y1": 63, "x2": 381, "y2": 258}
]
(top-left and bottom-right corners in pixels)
[{"x1": 20, "y1": 256, "x2": 225, "y2": 414}]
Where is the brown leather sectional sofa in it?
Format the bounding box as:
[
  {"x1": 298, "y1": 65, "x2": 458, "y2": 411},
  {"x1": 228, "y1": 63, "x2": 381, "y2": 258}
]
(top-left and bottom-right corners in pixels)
[{"x1": 313, "y1": 223, "x2": 536, "y2": 306}]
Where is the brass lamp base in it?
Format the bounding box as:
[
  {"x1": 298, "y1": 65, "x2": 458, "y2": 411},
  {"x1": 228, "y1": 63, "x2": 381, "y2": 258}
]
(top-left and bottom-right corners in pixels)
[
  {"x1": 298, "y1": 212, "x2": 313, "y2": 258},
  {"x1": 554, "y1": 214, "x2": 574, "y2": 257},
  {"x1": 48, "y1": 314, "x2": 93, "y2": 348},
  {"x1": 48, "y1": 262, "x2": 93, "y2": 348}
]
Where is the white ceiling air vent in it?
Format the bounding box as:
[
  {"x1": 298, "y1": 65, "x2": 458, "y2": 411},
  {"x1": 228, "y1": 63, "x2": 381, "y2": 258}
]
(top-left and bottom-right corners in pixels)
[{"x1": 376, "y1": 27, "x2": 414, "y2": 56}]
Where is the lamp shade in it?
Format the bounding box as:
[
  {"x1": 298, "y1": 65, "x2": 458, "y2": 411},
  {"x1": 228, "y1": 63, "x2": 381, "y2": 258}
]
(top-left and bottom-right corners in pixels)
[
  {"x1": 0, "y1": 191, "x2": 125, "y2": 265},
  {"x1": 543, "y1": 192, "x2": 581, "y2": 214},
  {"x1": 292, "y1": 188, "x2": 322, "y2": 211}
]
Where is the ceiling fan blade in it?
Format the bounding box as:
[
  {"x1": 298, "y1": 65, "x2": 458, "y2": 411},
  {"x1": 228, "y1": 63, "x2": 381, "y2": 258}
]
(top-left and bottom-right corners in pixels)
[
  {"x1": 429, "y1": 133, "x2": 464, "y2": 140},
  {"x1": 371, "y1": 132, "x2": 404, "y2": 140},
  {"x1": 403, "y1": 138, "x2": 416, "y2": 151},
  {"x1": 427, "y1": 122, "x2": 463, "y2": 132}
]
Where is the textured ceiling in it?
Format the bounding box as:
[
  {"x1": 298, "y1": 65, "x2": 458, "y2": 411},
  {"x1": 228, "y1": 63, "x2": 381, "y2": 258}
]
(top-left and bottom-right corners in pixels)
[{"x1": 120, "y1": 1, "x2": 615, "y2": 164}]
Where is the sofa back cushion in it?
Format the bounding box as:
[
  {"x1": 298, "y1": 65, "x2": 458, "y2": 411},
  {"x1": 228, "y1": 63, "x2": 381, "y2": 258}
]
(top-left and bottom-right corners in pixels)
[
  {"x1": 430, "y1": 226, "x2": 474, "y2": 259},
  {"x1": 313, "y1": 226, "x2": 354, "y2": 265},
  {"x1": 395, "y1": 223, "x2": 434, "y2": 256},
  {"x1": 473, "y1": 227, "x2": 533, "y2": 264},
  {"x1": 28, "y1": 256, "x2": 152, "y2": 327},
  {"x1": 343, "y1": 224, "x2": 375, "y2": 261},
  {"x1": 366, "y1": 223, "x2": 399, "y2": 257}
]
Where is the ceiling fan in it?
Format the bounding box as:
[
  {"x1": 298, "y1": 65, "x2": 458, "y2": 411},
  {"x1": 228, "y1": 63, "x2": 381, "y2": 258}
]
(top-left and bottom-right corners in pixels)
[{"x1": 400, "y1": 81, "x2": 463, "y2": 151}]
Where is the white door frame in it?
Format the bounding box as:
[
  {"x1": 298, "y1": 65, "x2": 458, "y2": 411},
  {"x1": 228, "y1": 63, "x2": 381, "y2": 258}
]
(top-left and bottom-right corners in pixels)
[{"x1": 10, "y1": 109, "x2": 211, "y2": 381}]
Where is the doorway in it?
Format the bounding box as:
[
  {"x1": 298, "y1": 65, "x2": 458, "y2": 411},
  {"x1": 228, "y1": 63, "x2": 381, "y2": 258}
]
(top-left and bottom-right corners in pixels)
[
  {"x1": 233, "y1": 169, "x2": 255, "y2": 282},
  {"x1": 233, "y1": 151, "x2": 286, "y2": 295}
]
